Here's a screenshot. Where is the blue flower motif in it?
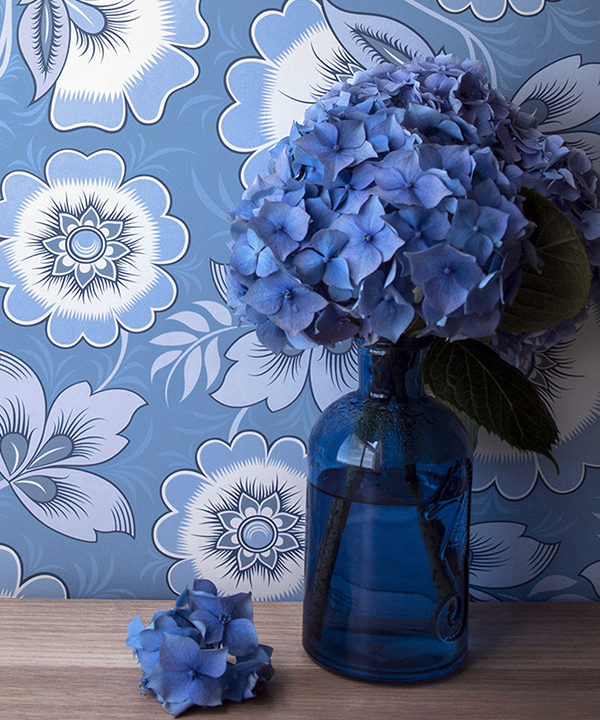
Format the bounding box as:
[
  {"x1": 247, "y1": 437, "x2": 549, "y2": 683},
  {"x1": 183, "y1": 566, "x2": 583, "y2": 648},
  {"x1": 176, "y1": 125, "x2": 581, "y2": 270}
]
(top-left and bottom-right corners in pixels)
[
  {"x1": 336, "y1": 196, "x2": 404, "y2": 283},
  {"x1": 0, "y1": 351, "x2": 143, "y2": 541},
  {"x1": 0, "y1": 544, "x2": 67, "y2": 598},
  {"x1": 146, "y1": 635, "x2": 228, "y2": 711},
  {"x1": 127, "y1": 581, "x2": 274, "y2": 715},
  {"x1": 154, "y1": 432, "x2": 306, "y2": 600},
  {"x1": 218, "y1": 0, "x2": 356, "y2": 185},
  {"x1": 0, "y1": 149, "x2": 188, "y2": 347},
  {"x1": 437, "y1": 0, "x2": 553, "y2": 22},
  {"x1": 15, "y1": 0, "x2": 208, "y2": 131},
  {"x1": 212, "y1": 331, "x2": 359, "y2": 412}
]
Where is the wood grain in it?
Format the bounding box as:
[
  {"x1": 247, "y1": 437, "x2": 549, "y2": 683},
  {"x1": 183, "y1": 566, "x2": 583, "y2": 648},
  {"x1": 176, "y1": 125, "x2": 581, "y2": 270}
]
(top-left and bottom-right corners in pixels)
[{"x1": 0, "y1": 600, "x2": 598, "y2": 720}]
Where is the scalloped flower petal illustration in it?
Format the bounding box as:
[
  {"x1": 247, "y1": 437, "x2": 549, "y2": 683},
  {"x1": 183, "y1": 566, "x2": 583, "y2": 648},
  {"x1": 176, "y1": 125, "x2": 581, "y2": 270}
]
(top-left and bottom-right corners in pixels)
[
  {"x1": 474, "y1": 304, "x2": 600, "y2": 499},
  {"x1": 0, "y1": 545, "x2": 68, "y2": 598},
  {"x1": 0, "y1": 149, "x2": 189, "y2": 347},
  {"x1": 437, "y1": 0, "x2": 551, "y2": 22},
  {"x1": 212, "y1": 331, "x2": 358, "y2": 412},
  {"x1": 16, "y1": 0, "x2": 209, "y2": 131},
  {"x1": 154, "y1": 431, "x2": 307, "y2": 600}
]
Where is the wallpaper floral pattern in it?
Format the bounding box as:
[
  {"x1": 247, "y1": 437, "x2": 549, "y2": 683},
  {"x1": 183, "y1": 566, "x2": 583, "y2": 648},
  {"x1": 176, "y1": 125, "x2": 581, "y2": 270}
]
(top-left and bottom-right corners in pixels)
[{"x1": 0, "y1": 0, "x2": 599, "y2": 602}]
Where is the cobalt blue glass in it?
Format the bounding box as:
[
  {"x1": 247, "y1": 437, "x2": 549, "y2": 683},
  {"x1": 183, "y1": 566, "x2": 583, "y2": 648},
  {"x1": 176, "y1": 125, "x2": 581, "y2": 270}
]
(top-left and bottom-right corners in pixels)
[{"x1": 303, "y1": 339, "x2": 472, "y2": 682}]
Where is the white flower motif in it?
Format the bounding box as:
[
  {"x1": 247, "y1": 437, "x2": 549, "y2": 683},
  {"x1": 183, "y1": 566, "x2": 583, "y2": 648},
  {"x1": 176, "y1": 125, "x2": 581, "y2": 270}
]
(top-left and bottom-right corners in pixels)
[
  {"x1": 15, "y1": 0, "x2": 209, "y2": 131},
  {"x1": 0, "y1": 149, "x2": 188, "y2": 347},
  {"x1": 0, "y1": 544, "x2": 67, "y2": 598},
  {"x1": 154, "y1": 431, "x2": 307, "y2": 600},
  {"x1": 512, "y1": 55, "x2": 600, "y2": 173},
  {"x1": 219, "y1": 0, "x2": 355, "y2": 185},
  {"x1": 219, "y1": 0, "x2": 495, "y2": 186},
  {"x1": 212, "y1": 331, "x2": 358, "y2": 412}
]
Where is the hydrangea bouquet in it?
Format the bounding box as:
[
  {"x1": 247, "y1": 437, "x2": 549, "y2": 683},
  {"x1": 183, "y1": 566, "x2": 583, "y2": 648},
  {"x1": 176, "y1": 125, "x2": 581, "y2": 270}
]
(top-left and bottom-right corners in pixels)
[
  {"x1": 228, "y1": 53, "x2": 598, "y2": 455},
  {"x1": 226, "y1": 54, "x2": 598, "y2": 659}
]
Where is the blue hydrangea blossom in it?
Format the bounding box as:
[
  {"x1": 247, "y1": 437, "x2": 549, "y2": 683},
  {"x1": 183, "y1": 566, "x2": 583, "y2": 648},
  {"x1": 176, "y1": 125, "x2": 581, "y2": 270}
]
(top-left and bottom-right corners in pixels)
[{"x1": 227, "y1": 54, "x2": 600, "y2": 355}]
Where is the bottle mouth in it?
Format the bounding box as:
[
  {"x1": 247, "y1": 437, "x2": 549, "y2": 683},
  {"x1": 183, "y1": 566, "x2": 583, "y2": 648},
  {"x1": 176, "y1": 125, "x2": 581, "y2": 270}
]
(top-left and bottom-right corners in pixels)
[{"x1": 364, "y1": 336, "x2": 432, "y2": 353}]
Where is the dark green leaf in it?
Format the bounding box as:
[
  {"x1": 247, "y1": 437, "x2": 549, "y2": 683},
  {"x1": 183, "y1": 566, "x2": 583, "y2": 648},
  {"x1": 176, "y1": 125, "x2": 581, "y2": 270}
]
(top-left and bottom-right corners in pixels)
[
  {"x1": 500, "y1": 188, "x2": 590, "y2": 334},
  {"x1": 423, "y1": 338, "x2": 559, "y2": 463}
]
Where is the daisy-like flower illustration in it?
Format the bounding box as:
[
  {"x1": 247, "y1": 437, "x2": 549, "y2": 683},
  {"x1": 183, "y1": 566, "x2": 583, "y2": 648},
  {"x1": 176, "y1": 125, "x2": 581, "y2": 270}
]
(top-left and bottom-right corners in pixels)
[
  {"x1": 0, "y1": 149, "x2": 188, "y2": 347},
  {"x1": 14, "y1": 0, "x2": 208, "y2": 131},
  {"x1": 0, "y1": 351, "x2": 143, "y2": 541},
  {"x1": 437, "y1": 0, "x2": 555, "y2": 21},
  {"x1": 154, "y1": 431, "x2": 306, "y2": 600},
  {"x1": 0, "y1": 544, "x2": 67, "y2": 598}
]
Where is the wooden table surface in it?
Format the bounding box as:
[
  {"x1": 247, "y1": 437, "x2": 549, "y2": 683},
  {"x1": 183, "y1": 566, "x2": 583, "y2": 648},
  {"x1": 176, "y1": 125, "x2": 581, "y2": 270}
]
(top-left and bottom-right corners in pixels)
[{"x1": 0, "y1": 600, "x2": 598, "y2": 720}]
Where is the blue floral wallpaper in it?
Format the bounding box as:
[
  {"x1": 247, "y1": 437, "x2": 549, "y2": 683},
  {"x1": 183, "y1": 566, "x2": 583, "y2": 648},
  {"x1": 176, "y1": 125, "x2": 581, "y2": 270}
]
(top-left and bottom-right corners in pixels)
[{"x1": 0, "y1": 0, "x2": 599, "y2": 602}]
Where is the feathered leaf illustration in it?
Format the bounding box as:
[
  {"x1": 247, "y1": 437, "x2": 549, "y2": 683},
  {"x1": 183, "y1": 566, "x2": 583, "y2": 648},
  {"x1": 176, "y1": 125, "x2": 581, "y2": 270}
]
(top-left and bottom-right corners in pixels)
[
  {"x1": 323, "y1": 0, "x2": 433, "y2": 67},
  {"x1": 210, "y1": 259, "x2": 229, "y2": 303},
  {"x1": 18, "y1": 0, "x2": 71, "y2": 101},
  {"x1": 323, "y1": 0, "x2": 497, "y2": 86}
]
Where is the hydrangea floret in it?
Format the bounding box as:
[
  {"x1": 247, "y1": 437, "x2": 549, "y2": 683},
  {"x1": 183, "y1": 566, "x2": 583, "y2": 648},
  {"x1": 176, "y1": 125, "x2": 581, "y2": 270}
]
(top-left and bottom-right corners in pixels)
[
  {"x1": 227, "y1": 53, "x2": 599, "y2": 457},
  {"x1": 127, "y1": 579, "x2": 274, "y2": 716}
]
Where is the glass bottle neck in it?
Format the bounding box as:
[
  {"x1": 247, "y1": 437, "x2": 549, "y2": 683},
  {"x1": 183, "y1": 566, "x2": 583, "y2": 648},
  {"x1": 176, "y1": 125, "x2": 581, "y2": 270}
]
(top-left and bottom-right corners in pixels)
[{"x1": 359, "y1": 340, "x2": 428, "y2": 401}]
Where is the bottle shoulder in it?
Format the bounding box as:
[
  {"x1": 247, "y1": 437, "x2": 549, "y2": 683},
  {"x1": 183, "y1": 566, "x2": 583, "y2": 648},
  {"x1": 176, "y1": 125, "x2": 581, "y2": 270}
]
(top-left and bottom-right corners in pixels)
[{"x1": 309, "y1": 392, "x2": 471, "y2": 467}]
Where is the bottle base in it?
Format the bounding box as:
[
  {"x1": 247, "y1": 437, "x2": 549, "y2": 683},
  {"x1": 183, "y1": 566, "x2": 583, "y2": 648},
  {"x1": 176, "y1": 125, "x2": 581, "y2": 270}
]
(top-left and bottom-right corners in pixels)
[{"x1": 303, "y1": 642, "x2": 467, "y2": 683}]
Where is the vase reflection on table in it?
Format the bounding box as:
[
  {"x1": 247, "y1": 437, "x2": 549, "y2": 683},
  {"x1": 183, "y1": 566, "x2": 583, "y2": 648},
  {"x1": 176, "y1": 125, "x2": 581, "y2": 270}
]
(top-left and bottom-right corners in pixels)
[{"x1": 303, "y1": 340, "x2": 471, "y2": 681}]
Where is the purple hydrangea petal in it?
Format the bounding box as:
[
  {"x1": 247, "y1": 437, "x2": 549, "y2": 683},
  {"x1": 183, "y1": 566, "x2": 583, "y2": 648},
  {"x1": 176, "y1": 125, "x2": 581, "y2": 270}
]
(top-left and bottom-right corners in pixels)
[{"x1": 224, "y1": 618, "x2": 259, "y2": 657}]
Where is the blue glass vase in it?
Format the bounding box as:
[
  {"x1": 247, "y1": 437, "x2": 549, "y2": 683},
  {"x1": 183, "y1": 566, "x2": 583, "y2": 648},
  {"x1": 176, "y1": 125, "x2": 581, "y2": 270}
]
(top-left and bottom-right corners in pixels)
[{"x1": 302, "y1": 339, "x2": 472, "y2": 681}]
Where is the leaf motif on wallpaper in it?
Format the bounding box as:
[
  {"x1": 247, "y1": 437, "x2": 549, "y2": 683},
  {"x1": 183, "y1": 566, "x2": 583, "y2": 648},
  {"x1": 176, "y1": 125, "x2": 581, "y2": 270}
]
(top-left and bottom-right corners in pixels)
[
  {"x1": 580, "y1": 561, "x2": 600, "y2": 599},
  {"x1": 150, "y1": 301, "x2": 235, "y2": 404},
  {"x1": 322, "y1": 0, "x2": 433, "y2": 67},
  {"x1": 0, "y1": 351, "x2": 143, "y2": 541},
  {"x1": 210, "y1": 260, "x2": 229, "y2": 304},
  {"x1": 17, "y1": 0, "x2": 71, "y2": 101},
  {"x1": 63, "y1": 0, "x2": 106, "y2": 34}
]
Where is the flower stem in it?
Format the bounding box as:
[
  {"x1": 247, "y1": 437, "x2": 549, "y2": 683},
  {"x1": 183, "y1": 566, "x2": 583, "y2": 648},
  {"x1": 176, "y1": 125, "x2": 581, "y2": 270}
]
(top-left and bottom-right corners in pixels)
[{"x1": 304, "y1": 465, "x2": 364, "y2": 642}]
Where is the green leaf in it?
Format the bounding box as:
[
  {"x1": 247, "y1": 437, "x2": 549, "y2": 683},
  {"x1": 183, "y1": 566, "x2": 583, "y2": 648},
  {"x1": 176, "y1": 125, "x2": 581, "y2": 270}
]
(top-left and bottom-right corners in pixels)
[
  {"x1": 423, "y1": 338, "x2": 559, "y2": 463},
  {"x1": 500, "y1": 188, "x2": 590, "y2": 334}
]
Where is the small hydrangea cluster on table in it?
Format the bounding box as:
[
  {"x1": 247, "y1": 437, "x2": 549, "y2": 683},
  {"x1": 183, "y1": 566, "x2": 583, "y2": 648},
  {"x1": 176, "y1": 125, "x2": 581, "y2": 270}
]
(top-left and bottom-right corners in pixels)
[
  {"x1": 228, "y1": 54, "x2": 598, "y2": 375},
  {"x1": 127, "y1": 580, "x2": 273, "y2": 716}
]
